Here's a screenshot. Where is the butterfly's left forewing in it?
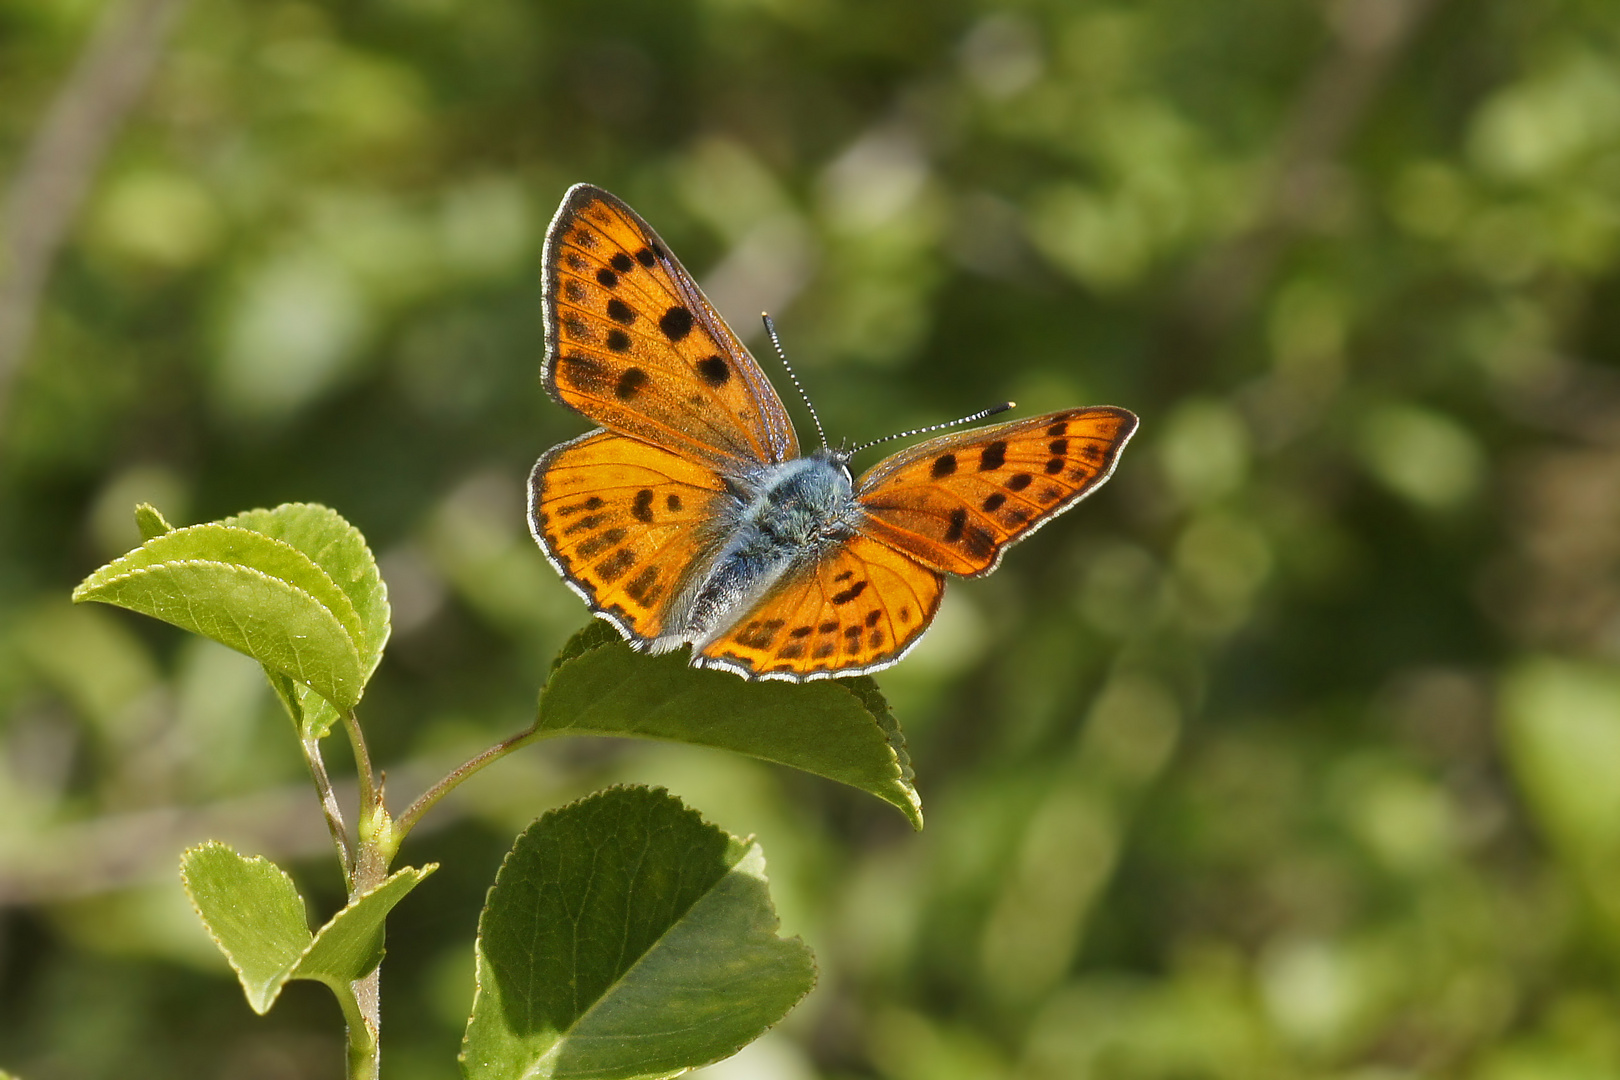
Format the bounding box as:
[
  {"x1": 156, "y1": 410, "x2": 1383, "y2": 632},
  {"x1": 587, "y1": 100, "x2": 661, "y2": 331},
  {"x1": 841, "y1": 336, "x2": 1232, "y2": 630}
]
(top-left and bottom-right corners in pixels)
[
  {"x1": 856, "y1": 407, "x2": 1138, "y2": 577},
  {"x1": 543, "y1": 184, "x2": 798, "y2": 470}
]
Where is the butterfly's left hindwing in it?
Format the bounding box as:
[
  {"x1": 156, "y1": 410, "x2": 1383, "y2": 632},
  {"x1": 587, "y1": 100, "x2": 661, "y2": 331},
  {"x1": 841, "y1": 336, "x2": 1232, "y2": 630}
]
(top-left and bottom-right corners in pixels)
[
  {"x1": 856, "y1": 407, "x2": 1138, "y2": 577},
  {"x1": 529, "y1": 430, "x2": 733, "y2": 644}
]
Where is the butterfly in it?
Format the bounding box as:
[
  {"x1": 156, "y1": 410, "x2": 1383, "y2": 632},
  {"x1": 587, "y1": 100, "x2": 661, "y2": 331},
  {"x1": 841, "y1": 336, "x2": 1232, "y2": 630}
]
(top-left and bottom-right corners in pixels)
[{"x1": 527, "y1": 183, "x2": 1138, "y2": 681}]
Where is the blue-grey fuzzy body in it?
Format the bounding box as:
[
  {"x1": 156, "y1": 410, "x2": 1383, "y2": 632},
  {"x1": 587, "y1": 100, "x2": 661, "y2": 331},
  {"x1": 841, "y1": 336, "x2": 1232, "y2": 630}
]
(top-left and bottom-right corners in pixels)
[{"x1": 651, "y1": 451, "x2": 863, "y2": 653}]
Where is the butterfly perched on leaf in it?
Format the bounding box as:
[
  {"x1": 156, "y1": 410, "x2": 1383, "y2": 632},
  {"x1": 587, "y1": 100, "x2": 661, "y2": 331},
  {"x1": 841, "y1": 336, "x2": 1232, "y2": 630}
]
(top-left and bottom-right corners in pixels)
[{"x1": 528, "y1": 183, "x2": 1137, "y2": 681}]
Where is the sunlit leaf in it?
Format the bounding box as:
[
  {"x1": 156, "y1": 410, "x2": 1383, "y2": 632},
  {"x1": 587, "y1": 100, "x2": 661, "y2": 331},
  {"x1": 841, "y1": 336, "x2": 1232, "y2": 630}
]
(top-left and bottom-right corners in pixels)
[
  {"x1": 73, "y1": 523, "x2": 367, "y2": 710},
  {"x1": 225, "y1": 503, "x2": 391, "y2": 680},
  {"x1": 538, "y1": 622, "x2": 922, "y2": 828},
  {"x1": 182, "y1": 841, "x2": 436, "y2": 1013},
  {"x1": 180, "y1": 842, "x2": 316, "y2": 1014}
]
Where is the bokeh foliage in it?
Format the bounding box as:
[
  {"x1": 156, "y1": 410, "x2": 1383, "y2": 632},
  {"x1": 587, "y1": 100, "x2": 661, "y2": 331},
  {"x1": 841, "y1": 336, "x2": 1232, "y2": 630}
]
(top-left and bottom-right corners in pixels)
[{"x1": 4, "y1": 0, "x2": 1620, "y2": 1076}]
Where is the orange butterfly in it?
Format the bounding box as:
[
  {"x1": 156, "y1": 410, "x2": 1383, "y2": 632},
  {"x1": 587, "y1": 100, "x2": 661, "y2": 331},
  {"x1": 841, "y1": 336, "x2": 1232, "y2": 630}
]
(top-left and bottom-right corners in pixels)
[{"x1": 528, "y1": 184, "x2": 1138, "y2": 681}]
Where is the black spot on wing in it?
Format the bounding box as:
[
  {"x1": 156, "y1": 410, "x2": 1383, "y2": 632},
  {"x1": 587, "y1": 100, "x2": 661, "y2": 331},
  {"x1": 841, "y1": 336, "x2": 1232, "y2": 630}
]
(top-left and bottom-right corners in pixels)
[
  {"x1": 737, "y1": 619, "x2": 785, "y2": 649},
  {"x1": 831, "y1": 580, "x2": 868, "y2": 605},
  {"x1": 659, "y1": 306, "x2": 695, "y2": 342},
  {"x1": 666, "y1": 493, "x2": 683, "y2": 512},
  {"x1": 1044, "y1": 457, "x2": 1065, "y2": 474},
  {"x1": 624, "y1": 566, "x2": 660, "y2": 604},
  {"x1": 606, "y1": 329, "x2": 631, "y2": 353},
  {"x1": 560, "y1": 353, "x2": 611, "y2": 393},
  {"x1": 965, "y1": 526, "x2": 995, "y2": 560},
  {"x1": 696, "y1": 355, "x2": 730, "y2": 387},
  {"x1": 553, "y1": 496, "x2": 605, "y2": 516},
  {"x1": 817, "y1": 620, "x2": 838, "y2": 633},
  {"x1": 1008, "y1": 473, "x2": 1032, "y2": 491},
  {"x1": 635, "y1": 247, "x2": 658, "y2": 267},
  {"x1": 596, "y1": 268, "x2": 618, "y2": 288},
  {"x1": 982, "y1": 493, "x2": 1006, "y2": 512},
  {"x1": 580, "y1": 528, "x2": 630, "y2": 560},
  {"x1": 595, "y1": 546, "x2": 635, "y2": 580},
  {"x1": 563, "y1": 512, "x2": 610, "y2": 536},
  {"x1": 789, "y1": 625, "x2": 813, "y2": 638},
  {"x1": 1049, "y1": 438, "x2": 1069, "y2": 456},
  {"x1": 932, "y1": 454, "x2": 957, "y2": 479},
  {"x1": 615, "y1": 368, "x2": 649, "y2": 400},
  {"x1": 610, "y1": 252, "x2": 634, "y2": 273},
  {"x1": 607, "y1": 298, "x2": 636, "y2": 325},
  {"x1": 864, "y1": 610, "x2": 882, "y2": 627},
  {"x1": 979, "y1": 441, "x2": 1007, "y2": 471},
  {"x1": 944, "y1": 508, "x2": 967, "y2": 543},
  {"x1": 632, "y1": 489, "x2": 655, "y2": 523}
]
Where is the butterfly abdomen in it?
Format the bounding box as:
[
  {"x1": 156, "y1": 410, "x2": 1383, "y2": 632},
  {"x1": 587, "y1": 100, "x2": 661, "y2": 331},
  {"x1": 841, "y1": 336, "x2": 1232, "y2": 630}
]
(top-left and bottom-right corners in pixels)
[{"x1": 662, "y1": 455, "x2": 861, "y2": 651}]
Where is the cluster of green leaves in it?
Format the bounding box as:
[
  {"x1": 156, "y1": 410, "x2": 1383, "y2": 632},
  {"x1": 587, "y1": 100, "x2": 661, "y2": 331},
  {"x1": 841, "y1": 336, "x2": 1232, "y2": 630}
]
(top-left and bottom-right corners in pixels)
[{"x1": 70, "y1": 501, "x2": 916, "y2": 1076}]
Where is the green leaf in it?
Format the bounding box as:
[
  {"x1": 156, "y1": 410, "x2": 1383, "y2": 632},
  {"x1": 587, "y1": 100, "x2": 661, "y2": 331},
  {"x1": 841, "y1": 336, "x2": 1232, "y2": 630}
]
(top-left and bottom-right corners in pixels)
[
  {"x1": 134, "y1": 502, "x2": 173, "y2": 540},
  {"x1": 537, "y1": 623, "x2": 923, "y2": 829},
  {"x1": 225, "y1": 503, "x2": 390, "y2": 680},
  {"x1": 73, "y1": 523, "x2": 366, "y2": 710},
  {"x1": 180, "y1": 841, "x2": 317, "y2": 1014},
  {"x1": 295, "y1": 862, "x2": 438, "y2": 989},
  {"x1": 182, "y1": 841, "x2": 436, "y2": 1013},
  {"x1": 461, "y1": 786, "x2": 816, "y2": 1080}
]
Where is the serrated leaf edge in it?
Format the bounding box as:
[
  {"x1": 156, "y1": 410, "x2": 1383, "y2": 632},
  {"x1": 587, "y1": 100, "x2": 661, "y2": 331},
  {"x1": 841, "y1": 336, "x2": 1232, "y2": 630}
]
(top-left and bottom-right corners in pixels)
[
  {"x1": 224, "y1": 503, "x2": 391, "y2": 677},
  {"x1": 180, "y1": 841, "x2": 312, "y2": 1014},
  {"x1": 76, "y1": 559, "x2": 365, "y2": 709},
  {"x1": 182, "y1": 844, "x2": 438, "y2": 1014},
  {"x1": 74, "y1": 524, "x2": 366, "y2": 652}
]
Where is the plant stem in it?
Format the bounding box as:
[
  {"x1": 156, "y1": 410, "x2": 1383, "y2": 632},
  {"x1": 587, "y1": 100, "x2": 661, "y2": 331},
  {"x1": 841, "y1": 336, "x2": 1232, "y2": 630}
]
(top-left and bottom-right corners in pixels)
[
  {"x1": 342, "y1": 709, "x2": 378, "y2": 824},
  {"x1": 300, "y1": 735, "x2": 354, "y2": 886},
  {"x1": 337, "y1": 707, "x2": 387, "y2": 1079},
  {"x1": 394, "y1": 725, "x2": 553, "y2": 839}
]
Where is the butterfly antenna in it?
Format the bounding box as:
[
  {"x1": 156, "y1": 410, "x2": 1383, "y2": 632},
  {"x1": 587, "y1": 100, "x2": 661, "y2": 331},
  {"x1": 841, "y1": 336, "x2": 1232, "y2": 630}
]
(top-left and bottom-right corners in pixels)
[
  {"x1": 762, "y1": 313, "x2": 829, "y2": 452},
  {"x1": 849, "y1": 401, "x2": 1016, "y2": 457}
]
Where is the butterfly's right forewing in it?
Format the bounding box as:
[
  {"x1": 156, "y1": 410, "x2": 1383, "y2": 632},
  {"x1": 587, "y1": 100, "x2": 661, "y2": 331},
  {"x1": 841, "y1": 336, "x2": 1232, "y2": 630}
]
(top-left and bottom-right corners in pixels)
[{"x1": 543, "y1": 184, "x2": 799, "y2": 470}]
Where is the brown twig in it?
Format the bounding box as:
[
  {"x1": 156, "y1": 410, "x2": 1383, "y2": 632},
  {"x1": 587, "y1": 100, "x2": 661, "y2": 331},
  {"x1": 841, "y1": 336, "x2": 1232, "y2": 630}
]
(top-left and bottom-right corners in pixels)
[{"x1": 0, "y1": 0, "x2": 189, "y2": 426}]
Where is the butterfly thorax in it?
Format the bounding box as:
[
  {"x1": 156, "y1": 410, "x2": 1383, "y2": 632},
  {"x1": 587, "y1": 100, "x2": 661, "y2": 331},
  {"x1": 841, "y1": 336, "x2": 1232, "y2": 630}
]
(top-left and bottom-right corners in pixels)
[{"x1": 655, "y1": 452, "x2": 862, "y2": 653}]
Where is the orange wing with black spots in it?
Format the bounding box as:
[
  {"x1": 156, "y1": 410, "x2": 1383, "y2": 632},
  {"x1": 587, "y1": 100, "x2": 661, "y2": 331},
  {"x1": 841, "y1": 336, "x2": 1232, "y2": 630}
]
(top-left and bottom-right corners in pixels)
[
  {"x1": 696, "y1": 535, "x2": 945, "y2": 681},
  {"x1": 856, "y1": 407, "x2": 1138, "y2": 577},
  {"x1": 529, "y1": 429, "x2": 734, "y2": 643},
  {"x1": 542, "y1": 183, "x2": 798, "y2": 470}
]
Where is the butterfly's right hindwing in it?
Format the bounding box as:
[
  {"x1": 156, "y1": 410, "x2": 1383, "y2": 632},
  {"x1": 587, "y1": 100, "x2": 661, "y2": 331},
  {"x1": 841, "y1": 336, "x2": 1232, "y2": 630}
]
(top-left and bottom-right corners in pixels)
[{"x1": 529, "y1": 430, "x2": 736, "y2": 644}]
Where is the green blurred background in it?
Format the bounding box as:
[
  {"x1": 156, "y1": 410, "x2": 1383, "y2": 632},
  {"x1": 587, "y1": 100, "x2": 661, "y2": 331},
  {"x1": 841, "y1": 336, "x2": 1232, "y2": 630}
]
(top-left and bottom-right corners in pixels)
[{"x1": 4, "y1": 0, "x2": 1620, "y2": 1075}]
